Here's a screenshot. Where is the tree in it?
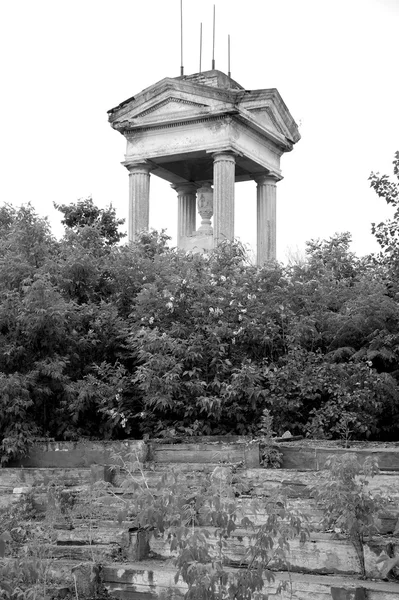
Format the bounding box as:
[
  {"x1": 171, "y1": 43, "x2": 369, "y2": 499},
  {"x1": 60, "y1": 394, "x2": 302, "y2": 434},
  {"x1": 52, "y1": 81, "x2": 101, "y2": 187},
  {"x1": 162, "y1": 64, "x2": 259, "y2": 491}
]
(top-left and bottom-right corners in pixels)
[
  {"x1": 314, "y1": 454, "x2": 388, "y2": 578},
  {"x1": 1, "y1": 196, "x2": 399, "y2": 463},
  {"x1": 54, "y1": 197, "x2": 126, "y2": 246},
  {"x1": 369, "y1": 151, "x2": 399, "y2": 277}
]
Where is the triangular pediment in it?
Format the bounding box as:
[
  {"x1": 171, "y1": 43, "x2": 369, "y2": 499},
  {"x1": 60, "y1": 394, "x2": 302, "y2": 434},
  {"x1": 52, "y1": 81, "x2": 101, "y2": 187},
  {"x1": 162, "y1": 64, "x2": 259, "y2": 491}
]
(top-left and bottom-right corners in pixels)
[
  {"x1": 247, "y1": 107, "x2": 285, "y2": 137},
  {"x1": 134, "y1": 97, "x2": 209, "y2": 121},
  {"x1": 108, "y1": 75, "x2": 238, "y2": 132}
]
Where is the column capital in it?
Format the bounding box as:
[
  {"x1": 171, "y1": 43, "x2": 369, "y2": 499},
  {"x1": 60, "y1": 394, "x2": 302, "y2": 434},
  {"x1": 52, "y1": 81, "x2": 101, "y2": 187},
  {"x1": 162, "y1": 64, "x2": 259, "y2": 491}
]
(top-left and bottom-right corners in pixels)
[
  {"x1": 210, "y1": 150, "x2": 238, "y2": 164},
  {"x1": 122, "y1": 161, "x2": 152, "y2": 175},
  {"x1": 171, "y1": 182, "x2": 199, "y2": 195},
  {"x1": 252, "y1": 171, "x2": 282, "y2": 185}
]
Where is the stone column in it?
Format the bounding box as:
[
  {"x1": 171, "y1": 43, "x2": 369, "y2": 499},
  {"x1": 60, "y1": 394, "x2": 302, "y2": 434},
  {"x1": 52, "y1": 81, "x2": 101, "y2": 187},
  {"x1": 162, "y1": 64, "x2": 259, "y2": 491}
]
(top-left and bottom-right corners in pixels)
[
  {"x1": 172, "y1": 183, "x2": 197, "y2": 246},
  {"x1": 212, "y1": 152, "x2": 236, "y2": 246},
  {"x1": 255, "y1": 174, "x2": 278, "y2": 264},
  {"x1": 124, "y1": 162, "x2": 151, "y2": 243}
]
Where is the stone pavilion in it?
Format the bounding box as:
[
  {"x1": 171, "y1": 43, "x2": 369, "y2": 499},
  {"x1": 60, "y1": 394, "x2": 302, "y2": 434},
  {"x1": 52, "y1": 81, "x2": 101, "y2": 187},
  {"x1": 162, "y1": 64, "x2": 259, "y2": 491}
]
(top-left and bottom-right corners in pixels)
[{"x1": 108, "y1": 70, "x2": 300, "y2": 264}]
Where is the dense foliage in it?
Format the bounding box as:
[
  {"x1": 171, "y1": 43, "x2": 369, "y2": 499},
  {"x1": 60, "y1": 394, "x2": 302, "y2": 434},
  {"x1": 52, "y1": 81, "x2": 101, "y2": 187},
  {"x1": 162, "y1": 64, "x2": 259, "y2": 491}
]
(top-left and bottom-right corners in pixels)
[{"x1": 1, "y1": 154, "x2": 399, "y2": 462}]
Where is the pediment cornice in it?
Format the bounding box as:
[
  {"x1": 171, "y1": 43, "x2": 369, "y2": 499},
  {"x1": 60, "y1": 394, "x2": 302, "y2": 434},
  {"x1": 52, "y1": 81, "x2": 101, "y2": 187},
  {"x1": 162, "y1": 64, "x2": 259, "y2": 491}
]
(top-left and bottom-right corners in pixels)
[
  {"x1": 108, "y1": 72, "x2": 300, "y2": 148},
  {"x1": 135, "y1": 97, "x2": 208, "y2": 119},
  {"x1": 108, "y1": 76, "x2": 242, "y2": 122}
]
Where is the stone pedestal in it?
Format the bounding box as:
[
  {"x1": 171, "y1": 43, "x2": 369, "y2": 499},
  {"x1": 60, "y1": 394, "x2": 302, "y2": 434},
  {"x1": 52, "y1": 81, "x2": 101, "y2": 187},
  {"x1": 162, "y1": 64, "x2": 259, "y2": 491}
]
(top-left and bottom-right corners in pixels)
[
  {"x1": 179, "y1": 183, "x2": 213, "y2": 254},
  {"x1": 196, "y1": 182, "x2": 213, "y2": 233},
  {"x1": 124, "y1": 163, "x2": 151, "y2": 243},
  {"x1": 213, "y1": 152, "x2": 235, "y2": 246},
  {"x1": 255, "y1": 174, "x2": 277, "y2": 264},
  {"x1": 173, "y1": 183, "x2": 197, "y2": 246}
]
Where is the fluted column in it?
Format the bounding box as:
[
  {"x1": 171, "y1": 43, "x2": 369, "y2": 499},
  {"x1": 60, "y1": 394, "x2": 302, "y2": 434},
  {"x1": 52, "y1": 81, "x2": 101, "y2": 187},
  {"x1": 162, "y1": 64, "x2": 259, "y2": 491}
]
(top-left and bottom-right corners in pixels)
[
  {"x1": 172, "y1": 183, "x2": 197, "y2": 246},
  {"x1": 124, "y1": 162, "x2": 151, "y2": 243},
  {"x1": 255, "y1": 174, "x2": 278, "y2": 264},
  {"x1": 213, "y1": 152, "x2": 236, "y2": 246}
]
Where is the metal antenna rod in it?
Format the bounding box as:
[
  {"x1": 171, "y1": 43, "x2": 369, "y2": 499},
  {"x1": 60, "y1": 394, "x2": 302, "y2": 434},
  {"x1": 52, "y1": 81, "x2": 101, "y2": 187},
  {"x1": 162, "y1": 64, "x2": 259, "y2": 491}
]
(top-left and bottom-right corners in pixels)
[
  {"x1": 199, "y1": 22, "x2": 203, "y2": 73},
  {"x1": 212, "y1": 4, "x2": 215, "y2": 70},
  {"x1": 228, "y1": 34, "x2": 231, "y2": 77},
  {"x1": 180, "y1": 0, "x2": 184, "y2": 76}
]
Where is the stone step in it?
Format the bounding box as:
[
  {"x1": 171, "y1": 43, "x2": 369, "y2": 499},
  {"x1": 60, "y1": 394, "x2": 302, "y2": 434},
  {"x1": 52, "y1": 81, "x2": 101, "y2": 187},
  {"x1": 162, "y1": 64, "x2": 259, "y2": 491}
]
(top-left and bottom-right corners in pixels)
[
  {"x1": 230, "y1": 467, "x2": 399, "y2": 500},
  {"x1": 3, "y1": 466, "x2": 397, "y2": 537},
  {"x1": 0, "y1": 557, "x2": 111, "y2": 598},
  {"x1": 0, "y1": 467, "x2": 93, "y2": 491},
  {"x1": 4, "y1": 465, "x2": 399, "y2": 506},
  {"x1": 126, "y1": 528, "x2": 398, "y2": 579},
  {"x1": 111, "y1": 465, "x2": 399, "y2": 500},
  {"x1": 47, "y1": 543, "x2": 119, "y2": 561},
  {"x1": 103, "y1": 561, "x2": 399, "y2": 600},
  {"x1": 4, "y1": 508, "x2": 395, "y2": 580},
  {"x1": 50, "y1": 520, "x2": 399, "y2": 579},
  {"x1": 151, "y1": 441, "x2": 260, "y2": 467},
  {"x1": 6, "y1": 440, "x2": 147, "y2": 468},
  {"x1": 6, "y1": 439, "x2": 399, "y2": 473},
  {"x1": 67, "y1": 492, "x2": 399, "y2": 535},
  {"x1": 237, "y1": 496, "x2": 399, "y2": 536},
  {"x1": 278, "y1": 444, "x2": 399, "y2": 472},
  {"x1": 56, "y1": 524, "x2": 128, "y2": 546}
]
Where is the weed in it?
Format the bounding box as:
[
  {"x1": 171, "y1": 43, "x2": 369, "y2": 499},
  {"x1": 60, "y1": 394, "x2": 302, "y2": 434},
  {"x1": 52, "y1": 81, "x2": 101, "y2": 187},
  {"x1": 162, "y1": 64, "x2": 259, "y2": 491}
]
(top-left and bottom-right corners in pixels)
[{"x1": 258, "y1": 410, "x2": 283, "y2": 469}]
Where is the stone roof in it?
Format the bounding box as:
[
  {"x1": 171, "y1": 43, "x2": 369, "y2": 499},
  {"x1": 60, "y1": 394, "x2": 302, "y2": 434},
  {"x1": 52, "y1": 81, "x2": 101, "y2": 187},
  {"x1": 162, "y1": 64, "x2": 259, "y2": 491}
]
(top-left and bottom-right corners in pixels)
[
  {"x1": 177, "y1": 70, "x2": 244, "y2": 90},
  {"x1": 107, "y1": 70, "x2": 300, "y2": 148}
]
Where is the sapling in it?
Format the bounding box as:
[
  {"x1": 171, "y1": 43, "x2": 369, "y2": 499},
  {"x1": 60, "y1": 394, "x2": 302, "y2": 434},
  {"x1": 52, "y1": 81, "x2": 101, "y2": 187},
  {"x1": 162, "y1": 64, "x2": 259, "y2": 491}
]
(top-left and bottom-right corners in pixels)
[
  {"x1": 107, "y1": 449, "x2": 308, "y2": 599},
  {"x1": 258, "y1": 409, "x2": 282, "y2": 469},
  {"x1": 313, "y1": 453, "x2": 388, "y2": 578}
]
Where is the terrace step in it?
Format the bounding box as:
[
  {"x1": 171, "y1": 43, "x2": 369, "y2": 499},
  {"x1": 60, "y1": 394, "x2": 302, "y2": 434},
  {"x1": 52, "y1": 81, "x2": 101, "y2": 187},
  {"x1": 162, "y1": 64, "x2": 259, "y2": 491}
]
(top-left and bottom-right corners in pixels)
[
  {"x1": 126, "y1": 528, "x2": 399, "y2": 579},
  {"x1": 0, "y1": 467, "x2": 93, "y2": 491},
  {"x1": 35, "y1": 518, "x2": 399, "y2": 578},
  {"x1": 151, "y1": 441, "x2": 259, "y2": 467},
  {"x1": 278, "y1": 443, "x2": 399, "y2": 471},
  {"x1": 2, "y1": 439, "x2": 399, "y2": 598},
  {"x1": 103, "y1": 561, "x2": 399, "y2": 600},
  {"x1": 45, "y1": 543, "x2": 120, "y2": 561}
]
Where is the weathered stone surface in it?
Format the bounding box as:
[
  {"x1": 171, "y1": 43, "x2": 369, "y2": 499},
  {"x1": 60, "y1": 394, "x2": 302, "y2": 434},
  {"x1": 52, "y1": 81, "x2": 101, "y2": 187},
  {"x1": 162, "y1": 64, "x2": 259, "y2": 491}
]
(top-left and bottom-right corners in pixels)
[
  {"x1": 173, "y1": 183, "x2": 197, "y2": 246},
  {"x1": 56, "y1": 524, "x2": 128, "y2": 546},
  {"x1": 3, "y1": 439, "x2": 399, "y2": 600},
  {"x1": 0, "y1": 467, "x2": 92, "y2": 490},
  {"x1": 6, "y1": 440, "x2": 147, "y2": 468},
  {"x1": 72, "y1": 562, "x2": 104, "y2": 597},
  {"x1": 124, "y1": 163, "x2": 151, "y2": 243},
  {"x1": 152, "y1": 441, "x2": 259, "y2": 467},
  {"x1": 278, "y1": 445, "x2": 399, "y2": 471},
  {"x1": 141, "y1": 528, "x2": 398, "y2": 578},
  {"x1": 237, "y1": 496, "x2": 399, "y2": 535},
  {"x1": 108, "y1": 70, "x2": 299, "y2": 181},
  {"x1": 255, "y1": 174, "x2": 277, "y2": 263},
  {"x1": 12, "y1": 486, "x2": 32, "y2": 495},
  {"x1": 213, "y1": 152, "x2": 235, "y2": 245},
  {"x1": 103, "y1": 562, "x2": 399, "y2": 600},
  {"x1": 48, "y1": 544, "x2": 117, "y2": 561},
  {"x1": 241, "y1": 468, "x2": 399, "y2": 501}
]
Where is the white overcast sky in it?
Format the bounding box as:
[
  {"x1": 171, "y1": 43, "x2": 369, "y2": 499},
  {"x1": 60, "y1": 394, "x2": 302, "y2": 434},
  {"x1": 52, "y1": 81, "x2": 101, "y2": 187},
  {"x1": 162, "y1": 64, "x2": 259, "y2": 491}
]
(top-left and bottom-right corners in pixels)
[{"x1": 0, "y1": 0, "x2": 398, "y2": 261}]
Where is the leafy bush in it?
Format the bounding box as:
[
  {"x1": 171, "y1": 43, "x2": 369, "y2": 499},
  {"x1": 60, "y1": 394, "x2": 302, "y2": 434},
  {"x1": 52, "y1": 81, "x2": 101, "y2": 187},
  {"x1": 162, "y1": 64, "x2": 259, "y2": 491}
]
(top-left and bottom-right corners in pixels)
[{"x1": 1, "y1": 188, "x2": 399, "y2": 461}]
